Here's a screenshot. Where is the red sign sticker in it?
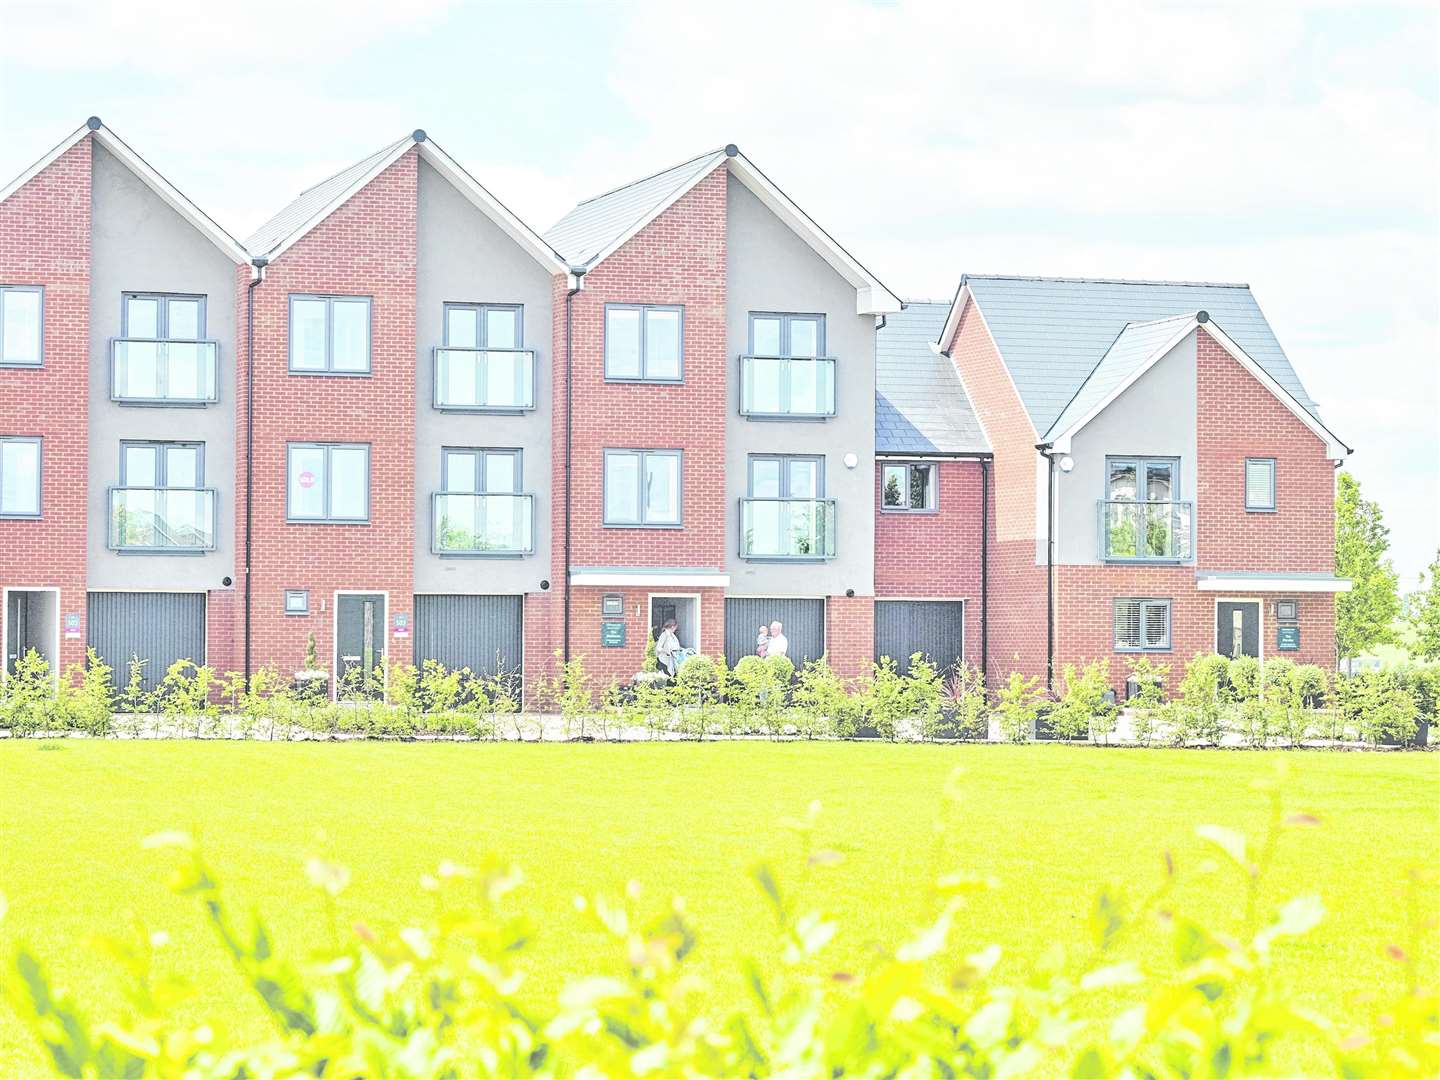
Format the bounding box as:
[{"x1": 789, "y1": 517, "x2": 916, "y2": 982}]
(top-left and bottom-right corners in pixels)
[{"x1": 298, "y1": 471, "x2": 316, "y2": 489}]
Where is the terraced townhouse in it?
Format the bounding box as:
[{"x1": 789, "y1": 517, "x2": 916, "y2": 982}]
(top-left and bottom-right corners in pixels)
[{"x1": 0, "y1": 119, "x2": 1350, "y2": 701}]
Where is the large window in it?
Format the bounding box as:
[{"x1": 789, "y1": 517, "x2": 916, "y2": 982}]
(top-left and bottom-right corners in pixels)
[
  {"x1": 1114, "y1": 598, "x2": 1171, "y2": 652},
  {"x1": 287, "y1": 443, "x2": 370, "y2": 522},
  {"x1": 121, "y1": 441, "x2": 203, "y2": 488},
  {"x1": 604, "y1": 449, "x2": 681, "y2": 526},
  {"x1": 0, "y1": 436, "x2": 41, "y2": 517},
  {"x1": 434, "y1": 302, "x2": 533, "y2": 410},
  {"x1": 881, "y1": 462, "x2": 936, "y2": 511},
  {"x1": 742, "y1": 312, "x2": 834, "y2": 417},
  {"x1": 741, "y1": 454, "x2": 834, "y2": 559},
  {"x1": 111, "y1": 441, "x2": 215, "y2": 551},
  {"x1": 289, "y1": 295, "x2": 371, "y2": 374},
  {"x1": 113, "y1": 293, "x2": 218, "y2": 403},
  {"x1": 1245, "y1": 457, "x2": 1276, "y2": 511},
  {"x1": 605, "y1": 304, "x2": 682, "y2": 382},
  {"x1": 0, "y1": 285, "x2": 42, "y2": 367},
  {"x1": 434, "y1": 447, "x2": 532, "y2": 554},
  {"x1": 1102, "y1": 456, "x2": 1190, "y2": 561}
]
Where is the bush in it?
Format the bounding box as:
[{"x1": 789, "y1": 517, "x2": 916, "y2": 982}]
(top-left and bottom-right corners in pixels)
[
  {"x1": 58, "y1": 649, "x2": 115, "y2": 736},
  {"x1": 904, "y1": 654, "x2": 945, "y2": 740},
  {"x1": 0, "y1": 649, "x2": 56, "y2": 735},
  {"x1": 1174, "y1": 653, "x2": 1228, "y2": 745},
  {"x1": 858, "y1": 656, "x2": 908, "y2": 740},
  {"x1": 792, "y1": 655, "x2": 855, "y2": 738},
  {"x1": 1052, "y1": 658, "x2": 1115, "y2": 742},
  {"x1": 1126, "y1": 657, "x2": 1170, "y2": 746},
  {"x1": 1338, "y1": 670, "x2": 1419, "y2": 745},
  {"x1": 940, "y1": 662, "x2": 988, "y2": 740},
  {"x1": 992, "y1": 670, "x2": 1045, "y2": 743}
]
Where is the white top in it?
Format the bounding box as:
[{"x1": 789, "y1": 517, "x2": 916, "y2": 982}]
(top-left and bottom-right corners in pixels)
[{"x1": 767, "y1": 632, "x2": 789, "y2": 658}]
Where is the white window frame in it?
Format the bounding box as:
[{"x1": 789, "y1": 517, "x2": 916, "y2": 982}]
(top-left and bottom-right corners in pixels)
[
  {"x1": 0, "y1": 436, "x2": 42, "y2": 518},
  {"x1": 1114, "y1": 597, "x2": 1171, "y2": 653},
  {"x1": 288, "y1": 294, "x2": 372, "y2": 375},
  {"x1": 0, "y1": 285, "x2": 43, "y2": 367},
  {"x1": 880, "y1": 462, "x2": 937, "y2": 512},
  {"x1": 286, "y1": 442, "x2": 371, "y2": 523},
  {"x1": 1244, "y1": 457, "x2": 1277, "y2": 512},
  {"x1": 603, "y1": 448, "x2": 683, "y2": 527},
  {"x1": 604, "y1": 304, "x2": 684, "y2": 383},
  {"x1": 284, "y1": 589, "x2": 310, "y2": 615}
]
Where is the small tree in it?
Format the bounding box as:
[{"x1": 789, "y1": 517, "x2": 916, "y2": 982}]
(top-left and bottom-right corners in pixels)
[
  {"x1": 857, "y1": 656, "x2": 908, "y2": 740},
  {"x1": 1174, "y1": 653, "x2": 1229, "y2": 746},
  {"x1": 942, "y1": 662, "x2": 988, "y2": 741},
  {"x1": 59, "y1": 649, "x2": 115, "y2": 736},
  {"x1": 792, "y1": 656, "x2": 854, "y2": 738},
  {"x1": 1125, "y1": 656, "x2": 1169, "y2": 747},
  {"x1": 1051, "y1": 659, "x2": 1114, "y2": 742},
  {"x1": 1408, "y1": 549, "x2": 1440, "y2": 662},
  {"x1": 992, "y1": 670, "x2": 1044, "y2": 743},
  {"x1": 1335, "y1": 471, "x2": 1400, "y2": 659},
  {"x1": 904, "y1": 654, "x2": 945, "y2": 741}
]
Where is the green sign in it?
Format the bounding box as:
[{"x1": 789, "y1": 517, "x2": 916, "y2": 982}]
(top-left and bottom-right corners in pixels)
[
  {"x1": 1277, "y1": 625, "x2": 1300, "y2": 652},
  {"x1": 601, "y1": 620, "x2": 626, "y2": 648}
]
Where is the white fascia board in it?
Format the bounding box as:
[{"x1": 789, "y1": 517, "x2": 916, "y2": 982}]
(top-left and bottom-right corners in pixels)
[
  {"x1": 1200, "y1": 322, "x2": 1351, "y2": 460},
  {"x1": 260, "y1": 137, "x2": 417, "y2": 264},
  {"x1": 936, "y1": 281, "x2": 971, "y2": 357},
  {"x1": 417, "y1": 141, "x2": 569, "y2": 276},
  {"x1": 569, "y1": 571, "x2": 731, "y2": 588},
  {"x1": 0, "y1": 123, "x2": 89, "y2": 206},
  {"x1": 1196, "y1": 575, "x2": 1353, "y2": 593},
  {"x1": 728, "y1": 153, "x2": 902, "y2": 315},
  {"x1": 93, "y1": 127, "x2": 250, "y2": 265},
  {"x1": 1045, "y1": 318, "x2": 1200, "y2": 454}
]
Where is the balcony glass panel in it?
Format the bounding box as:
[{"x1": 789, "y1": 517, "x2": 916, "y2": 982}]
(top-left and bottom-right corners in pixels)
[
  {"x1": 112, "y1": 340, "x2": 219, "y2": 403},
  {"x1": 1100, "y1": 500, "x2": 1193, "y2": 561},
  {"x1": 740, "y1": 355, "x2": 836, "y2": 417},
  {"x1": 433, "y1": 493, "x2": 534, "y2": 554},
  {"x1": 434, "y1": 348, "x2": 535, "y2": 410},
  {"x1": 109, "y1": 488, "x2": 216, "y2": 551},
  {"x1": 740, "y1": 498, "x2": 836, "y2": 558}
]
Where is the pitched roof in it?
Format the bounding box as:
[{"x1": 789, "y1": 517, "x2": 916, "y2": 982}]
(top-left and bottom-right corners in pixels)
[
  {"x1": 545, "y1": 149, "x2": 727, "y2": 267},
  {"x1": 944, "y1": 275, "x2": 1319, "y2": 435},
  {"x1": 876, "y1": 301, "x2": 989, "y2": 455},
  {"x1": 544, "y1": 145, "x2": 901, "y2": 314}
]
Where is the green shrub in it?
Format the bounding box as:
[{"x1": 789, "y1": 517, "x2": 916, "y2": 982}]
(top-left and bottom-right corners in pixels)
[
  {"x1": 1338, "y1": 670, "x2": 1419, "y2": 745},
  {"x1": 1052, "y1": 658, "x2": 1115, "y2": 742},
  {"x1": 992, "y1": 670, "x2": 1045, "y2": 743},
  {"x1": 676, "y1": 653, "x2": 720, "y2": 707},
  {"x1": 858, "y1": 656, "x2": 908, "y2": 740},
  {"x1": 904, "y1": 654, "x2": 945, "y2": 740},
  {"x1": 792, "y1": 655, "x2": 854, "y2": 738},
  {"x1": 941, "y1": 662, "x2": 988, "y2": 740},
  {"x1": 0, "y1": 649, "x2": 55, "y2": 735},
  {"x1": 1126, "y1": 657, "x2": 1170, "y2": 746},
  {"x1": 57, "y1": 649, "x2": 115, "y2": 736},
  {"x1": 538, "y1": 651, "x2": 594, "y2": 740},
  {"x1": 1173, "y1": 652, "x2": 1228, "y2": 745}
]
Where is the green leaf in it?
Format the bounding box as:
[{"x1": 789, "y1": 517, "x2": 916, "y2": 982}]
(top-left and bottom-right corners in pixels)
[
  {"x1": 963, "y1": 999, "x2": 1013, "y2": 1051},
  {"x1": 1080, "y1": 961, "x2": 1142, "y2": 990},
  {"x1": 1195, "y1": 824, "x2": 1251, "y2": 874}
]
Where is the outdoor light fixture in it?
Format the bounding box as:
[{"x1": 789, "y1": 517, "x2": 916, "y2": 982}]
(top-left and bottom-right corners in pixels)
[
  {"x1": 843, "y1": 452, "x2": 859, "y2": 469},
  {"x1": 1059, "y1": 455, "x2": 1075, "y2": 473}
]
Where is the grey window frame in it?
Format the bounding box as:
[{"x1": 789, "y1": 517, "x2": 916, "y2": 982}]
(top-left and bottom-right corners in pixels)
[
  {"x1": 0, "y1": 435, "x2": 42, "y2": 518},
  {"x1": 747, "y1": 311, "x2": 826, "y2": 357},
  {"x1": 880, "y1": 461, "x2": 937, "y2": 512},
  {"x1": 288, "y1": 294, "x2": 373, "y2": 375},
  {"x1": 1113, "y1": 597, "x2": 1172, "y2": 653},
  {"x1": 440, "y1": 447, "x2": 523, "y2": 494},
  {"x1": 604, "y1": 303, "x2": 684, "y2": 383},
  {"x1": 603, "y1": 448, "x2": 683, "y2": 527},
  {"x1": 118, "y1": 440, "x2": 206, "y2": 488},
  {"x1": 442, "y1": 302, "x2": 523, "y2": 348},
  {"x1": 0, "y1": 284, "x2": 44, "y2": 368},
  {"x1": 1244, "y1": 457, "x2": 1277, "y2": 512},
  {"x1": 284, "y1": 589, "x2": 310, "y2": 615},
  {"x1": 122, "y1": 292, "x2": 207, "y2": 339},
  {"x1": 742, "y1": 311, "x2": 834, "y2": 419},
  {"x1": 1105, "y1": 456, "x2": 1181, "y2": 500},
  {"x1": 747, "y1": 454, "x2": 826, "y2": 498},
  {"x1": 285, "y1": 441, "x2": 371, "y2": 523}
]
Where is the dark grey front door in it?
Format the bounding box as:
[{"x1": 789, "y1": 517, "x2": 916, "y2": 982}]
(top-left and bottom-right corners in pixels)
[
  {"x1": 6, "y1": 592, "x2": 30, "y2": 676},
  {"x1": 337, "y1": 593, "x2": 386, "y2": 699},
  {"x1": 1216, "y1": 601, "x2": 1260, "y2": 659}
]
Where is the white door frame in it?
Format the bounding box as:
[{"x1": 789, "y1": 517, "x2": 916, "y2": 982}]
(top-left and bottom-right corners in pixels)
[
  {"x1": 1213, "y1": 597, "x2": 1263, "y2": 661},
  {"x1": 1, "y1": 586, "x2": 62, "y2": 687},
  {"x1": 332, "y1": 589, "x2": 391, "y2": 701},
  {"x1": 647, "y1": 592, "x2": 702, "y2": 652}
]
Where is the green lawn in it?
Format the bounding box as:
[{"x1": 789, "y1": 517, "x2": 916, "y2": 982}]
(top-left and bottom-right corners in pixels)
[{"x1": 0, "y1": 741, "x2": 1436, "y2": 1075}]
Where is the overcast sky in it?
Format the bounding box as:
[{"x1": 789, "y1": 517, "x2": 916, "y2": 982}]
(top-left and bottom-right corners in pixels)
[{"x1": 2, "y1": 0, "x2": 1436, "y2": 581}]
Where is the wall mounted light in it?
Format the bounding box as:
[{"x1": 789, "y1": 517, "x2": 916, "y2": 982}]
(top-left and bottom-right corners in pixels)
[
  {"x1": 843, "y1": 452, "x2": 859, "y2": 469},
  {"x1": 1059, "y1": 455, "x2": 1075, "y2": 473}
]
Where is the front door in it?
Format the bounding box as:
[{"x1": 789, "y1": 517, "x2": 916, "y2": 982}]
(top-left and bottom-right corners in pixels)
[
  {"x1": 1216, "y1": 600, "x2": 1260, "y2": 659},
  {"x1": 336, "y1": 593, "x2": 386, "y2": 700},
  {"x1": 5, "y1": 592, "x2": 28, "y2": 677}
]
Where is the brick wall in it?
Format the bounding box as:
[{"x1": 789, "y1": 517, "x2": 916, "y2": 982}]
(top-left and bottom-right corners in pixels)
[
  {"x1": 874, "y1": 458, "x2": 988, "y2": 669},
  {"x1": 824, "y1": 593, "x2": 874, "y2": 679},
  {"x1": 234, "y1": 149, "x2": 418, "y2": 681},
  {"x1": 0, "y1": 136, "x2": 91, "y2": 672}
]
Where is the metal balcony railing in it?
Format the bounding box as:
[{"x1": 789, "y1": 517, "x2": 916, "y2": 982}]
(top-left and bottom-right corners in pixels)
[
  {"x1": 739, "y1": 355, "x2": 837, "y2": 418},
  {"x1": 109, "y1": 488, "x2": 217, "y2": 551},
  {"x1": 1099, "y1": 499, "x2": 1194, "y2": 561},
  {"x1": 432, "y1": 492, "x2": 535, "y2": 555},
  {"x1": 433, "y1": 347, "x2": 536, "y2": 411},
  {"x1": 740, "y1": 497, "x2": 837, "y2": 559},
  {"x1": 111, "y1": 339, "x2": 219, "y2": 404}
]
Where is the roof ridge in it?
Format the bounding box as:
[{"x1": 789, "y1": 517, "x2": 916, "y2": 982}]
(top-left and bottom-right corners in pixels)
[
  {"x1": 574, "y1": 147, "x2": 726, "y2": 206},
  {"x1": 1121, "y1": 311, "x2": 1203, "y2": 328},
  {"x1": 966, "y1": 273, "x2": 1250, "y2": 289}
]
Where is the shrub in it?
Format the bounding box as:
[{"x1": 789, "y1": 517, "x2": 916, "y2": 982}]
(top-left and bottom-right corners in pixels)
[
  {"x1": 57, "y1": 649, "x2": 115, "y2": 736},
  {"x1": 940, "y1": 662, "x2": 988, "y2": 740},
  {"x1": 1052, "y1": 658, "x2": 1115, "y2": 742},
  {"x1": 1339, "y1": 670, "x2": 1419, "y2": 745},
  {"x1": 115, "y1": 656, "x2": 154, "y2": 716},
  {"x1": 992, "y1": 670, "x2": 1045, "y2": 743},
  {"x1": 676, "y1": 654, "x2": 720, "y2": 707},
  {"x1": 858, "y1": 656, "x2": 908, "y2": 740},
  {"x1": 733, "y1": 654, "x2": 789, "y2": 737},
  {"x1": 1174, "y1": 652, "x2": 1228, "y2": 745},
  {"x1": 792, "y1": 655, "x2": 854, "y2": 738},
  {"x1": 0, "y1": 649, "x2": 55, "y2": 735},
  {"x1": 1126, "y1": 657, "x2": 1170, "y2": 746},
  {"x1": 539, "y1": 651, "x2": 594, "y2": 740},
  {"x1": 904, "y1": 654, "x2": 945, "y2": 740}
]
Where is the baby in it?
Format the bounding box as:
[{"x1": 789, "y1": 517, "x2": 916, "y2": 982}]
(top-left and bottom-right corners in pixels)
[{"x1": 755, "y1": 624, "x2": 770, "y2": 658}]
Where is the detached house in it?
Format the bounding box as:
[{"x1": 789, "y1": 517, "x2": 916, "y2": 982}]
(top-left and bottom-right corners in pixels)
[{"x1": 0, "y1": 120, "x2": 1349, "y2": 702}]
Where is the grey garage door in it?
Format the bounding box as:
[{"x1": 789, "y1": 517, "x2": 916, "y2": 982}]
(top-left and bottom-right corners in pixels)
[
  {"x1": 413, "y1": 594, "x2": 523, "y2": 680},
  {"x1": 875, "y1": 600, "x2": 965, "y2": 675},
  {"x1": 725, "y1": 597, "x2": 824, "y2": 669},
  {"x1": 87, "y1": 592, "x2": 206, "y2": 693}
]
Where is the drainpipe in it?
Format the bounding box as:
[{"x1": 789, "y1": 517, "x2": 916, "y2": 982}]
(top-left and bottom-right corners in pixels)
[
  {"x1": 562, "y1": 266, "x2": 586, "y2": 663},
  {"x1": 980, "y1": 455, "x2": 990, "y2": 687},
  {"x1": 242, "y1": 257, "x2": 267, "y2": 684},
  {"x1": 1038, "y1": 442, "x2": 1055, "y2": 693}
]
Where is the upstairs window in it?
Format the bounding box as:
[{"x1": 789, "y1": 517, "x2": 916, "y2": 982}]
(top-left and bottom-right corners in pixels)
[
  {"x1": 114, "y1": 293, "x2": 218, "y2": 403},
  {"x1": 445, "y1": 303, "x2": 520, "y2": 351},
  {"x1": 289, "y1": 295, "x2": 371, "y2": 374},
  {"x1": 1245, "y1": 457, "x2": 1276, "y2": 511},
  {"x1": 442, "y1": 447, "x2": 521, "y2": 494},
  {"x1": 0, "y1": 436, "x2": 41, "y2": 517},
  {"x1": 435, "y1": 303, "x2": 533, "y2": 411},
  {"x1": 0, "y1": 285, "x2": 42, "y2": 367},
  {"x1": 742, "y1": 313, "x2": 834, "y2": 417},
  {"x1": 605, "y1": 304, "x2": 682, "y2": 382},
  {"x1": 881, "y1": 462, "x2": 936, "y2": 511},
  {"x1": 604, "y1": 449, "x2": 681, "y2": 526},
  {"x1": 287, "y1": 442, "x2": 370, "y2": 522},
  {"x1": 120, "y1": 441, "x2": 203, "y2": 488}
]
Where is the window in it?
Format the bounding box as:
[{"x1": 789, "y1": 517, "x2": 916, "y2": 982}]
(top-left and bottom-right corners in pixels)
[
  {"x1": 114, "y1": 293, "x2": 217, "y2": 403},
  {"x1": 1103, "y1": 457, "x2": 1190, "y2": 561},
  {"x1": 0, "y1": 285, "x2": 42, "y2": 366},
  {"x1": 0, "y1": 436, "x2": 41, "y2": 517},
  {"x1": 881, "y1": 462, "x2": 936, "y2": 511},
  {"x1": 742, "y1": 313, "x2": 834, "y2": 417},
  {"x1": 605, "y1": 304, "x2": 682, "y2": 382},
  {"x1": 1114, "y1": 598, "x2": 1171, "y2": 652},
  {"x1": 1245, "y1": 457, "x2": 1276, "y2": 511},
  {"x1": 749, "y1": 455, "x2": 823, "y2": 500},
  {"x1": 435, "y1": 303, "x2": 532, "y2": 410},
  {"x1": 287, "y1": 443, "x2": 370, "y2": 522},
  {"x1": 121, "y1": 441, "x2": 203, "y2": 488},
  {"x1": 110, "y1": 441, "x2": 215, "y2": 551},
  {"x1": 604, "y1": 449, "x2": 681, "y2": 525},
  {"x1": 442, "y1": 448, "x2": 520, "y2": 494},
  {"x1": 284, "y1": 589, "x2": 310, "y2": 615},
  {"x1": 434, "y1": 448, "x2": 531, "y2": 554},
  {"x1": 289, "y1": 295, "x2": 371, "y2": 374},
  {"x1": 1107, "y1": 457, "x2": 1177, "y2": 502},
  {"x1": 445, "y1": 303, "x2": 521, "y2": 350},
  {"x1": 742, "y1": 454, "x2": 834, "y2": 559}
]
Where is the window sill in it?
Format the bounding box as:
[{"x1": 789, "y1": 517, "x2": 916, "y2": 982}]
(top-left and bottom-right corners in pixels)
[
  {"x1": 1101, "y1": 557, "x2": 1191, "y2": 565},
  {"x1": 285, "y1": 518, "x2": 372, "y2": 526},
  {"x1": 1244, "y1": 507, "x2": 1278, "y2": 514},
  {"x1": 434, "y1": 550, "x2": 533, "y2": 559},
  {"x1": 432, "y1": 404, "x2": 534, "y2": 415},
  {"x1": 879, "y1": 507, "x2": 939, "y2": 515},
  {"x1": 0, "y1": 361, "x2": 43, "y2": 370},
  {"x1": 603, "y1": 522, "x2": 684, "y2": 530},
  {"x1": 603, "y1": 376, "x2": 684, "y2": 386},
  {"x1": 113, "y1": 398, "x2": 215, "y2": 408},
  {"x1": 288, "y1": 369, "x2": 373, "y2": 378},
  {"x1": 741, "y1": 413, "x2": 834, "y2": 423},
  {"x1": 0, "y1": 512, "x2": 42, "y2": 520},
  {"x1": 111, "y1": 547, "x2": 212, "y2": 556},
  {"x1": 740, "y1": 556, "x2": 833, "y2": 564}
]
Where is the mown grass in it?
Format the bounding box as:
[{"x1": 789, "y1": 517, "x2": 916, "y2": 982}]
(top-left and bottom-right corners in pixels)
[{"x1": 0, "y1": 741, "x2": 1436, "y2": 1075}]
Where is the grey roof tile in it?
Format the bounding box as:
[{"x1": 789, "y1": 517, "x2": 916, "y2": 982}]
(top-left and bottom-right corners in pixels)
[
  {"x1": 544, "y1": 150, "x2": 727, "y2": 266},
  {"x1": 245, "y1": 136, "x2": 411, "y2": 257},
  {"x1": 876, "y1": 301, "x2": 989, "y2": 455},
  {"x1": 962, "y1": 276, "x2": 1319, "y2": 435}
]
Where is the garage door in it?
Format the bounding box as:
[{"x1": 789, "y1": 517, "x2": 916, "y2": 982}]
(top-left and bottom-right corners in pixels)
[
  {"x1": 875, "y1": 600, "x2": 965, "y2": 675},
  {"x1": 725, "y1": 597, "x2": 824, "y2": 669},
  {"x1": 413, "y1": 594, "x2": 523, "y2": 680},
  {"x1": 87, "y1": 592, "x2": 206, "y2": 693}
]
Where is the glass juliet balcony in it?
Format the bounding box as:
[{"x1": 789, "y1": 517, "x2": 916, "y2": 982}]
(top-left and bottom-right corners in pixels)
[
  {"x1": 432, "y1": 493, "x2": 535, "y2": 555},
  {"x1": 739, "y1": 355, "x2": 836, "y2": 418},
  {"x1": 109, "y1": 488, "x2": 217, "y2": 551},
  {"x1": 740, "y1": 498, "x2": 837, "y2": 559},
  {"x1": 433, "y1": 347, "x2": 535, "y2": 411},
  {"x1": 111, "y1": 339, "x2": 219, "y2": 403},
  {"x1": 1099, "y1": 500, "x2": 1194, "y2": 561}
]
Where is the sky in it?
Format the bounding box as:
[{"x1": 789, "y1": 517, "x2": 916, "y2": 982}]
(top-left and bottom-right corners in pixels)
[{"x1": 1, "y1": 0, "x2": 1436, "y2": 582}]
